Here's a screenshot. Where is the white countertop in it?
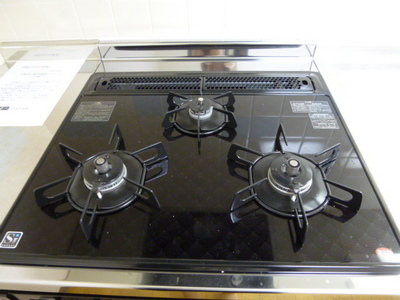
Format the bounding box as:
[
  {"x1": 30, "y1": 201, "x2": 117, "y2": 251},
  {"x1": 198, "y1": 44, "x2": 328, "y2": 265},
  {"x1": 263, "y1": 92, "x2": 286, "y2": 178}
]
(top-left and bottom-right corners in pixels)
[
  {"x1": 0, "y1": 70, "x2": 93, "y2": 222},
  {"x1": 315, "y1": 45, "x2": 400, "y2": 233}
]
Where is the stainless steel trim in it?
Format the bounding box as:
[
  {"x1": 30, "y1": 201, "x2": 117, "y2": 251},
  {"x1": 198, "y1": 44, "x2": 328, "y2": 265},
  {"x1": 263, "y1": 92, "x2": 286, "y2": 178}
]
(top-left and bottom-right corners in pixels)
[
  {"x1": 98, "y1": 42, "x2": 316, "y2": 59},
  {"x1": 1, "y1": 265, "x2": 400, "y2": 295},
  {"x1": 99, "y1": 59, "x2": 316, "y2": 73},
  {"x1": 97, "y1": 43, "x2": 316, "y2": 73}
]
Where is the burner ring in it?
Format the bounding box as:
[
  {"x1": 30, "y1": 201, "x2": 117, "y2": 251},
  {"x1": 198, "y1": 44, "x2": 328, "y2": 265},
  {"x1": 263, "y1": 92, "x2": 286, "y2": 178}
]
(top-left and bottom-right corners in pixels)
[
  {"x1": 188, "y1": 97, "x2": 213, "y2": 120},
  {"x1": 267, "y1": 156, "x2": 313, "y2": 196},
  {"x1": 83, "y1": 154, "x2": 128, "y2": 193},
  {"x1": 268, "y1": 168, "x2": 313, "y2": 195},
  {"x1": 84, "y1": 164, "x2": 127, "y2": 192}
]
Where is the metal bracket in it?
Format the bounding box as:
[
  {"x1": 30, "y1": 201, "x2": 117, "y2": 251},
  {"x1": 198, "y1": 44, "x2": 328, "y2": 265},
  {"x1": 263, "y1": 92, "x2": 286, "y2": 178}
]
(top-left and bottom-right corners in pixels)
[
  {"x1": 213, "y1": 91, "x2": 235, "y2": 108},
  {"x1": 231, "y1": 177, "x2": 269, "y2": 212},
  {"x1": 274, "y1": 124, "x2": 288, "y2": 153},
  {"x1": 59, "y1": 143, "x2": 82, "y2": 167},
  {"x1": 167, "y1": 92, "x2": 187, "y2": 108},
  {"x1": 213, "y1": 107, "x2": 237, "y2": 129},
  {"x1": 79, "y1": 185, "x2": 100, "y2": 241},
  {"x1": 316, "y1": 143, "x2": 340, "y2": 175},
  {"x1": 227, "y1": 143, "x2": 263, "y2": 167},
  {"x1": 109, "y1": 123, "x2": 126, "y2": 151},
  {"x1": 34, "y1": 176, "x2": 71, "y2": 208},
  {"x1": 161, "y1": 105, "x2": 188, "y2": 130},
  {"x1": 131, "y1": 142, "x2": 169, "y2": 182},
  {"x1": 124, "y1": 177, "x2": 161, "y2": 209},
  {"x1": 292, "y1": 192, "x2": 309, "y2": 246},
  {"x1": 324, "y1": 179, "x2": 362, "y2": 220}
]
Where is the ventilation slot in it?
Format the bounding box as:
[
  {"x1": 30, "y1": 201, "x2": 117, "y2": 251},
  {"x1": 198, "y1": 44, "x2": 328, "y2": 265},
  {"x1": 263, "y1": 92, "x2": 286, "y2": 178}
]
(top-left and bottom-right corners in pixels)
[
  {"x1": 98, "y1": 77, "x2": 201, "y2": 91},
  {"x1": 205, "y1": 76, "x2": 310, "y2": 90},
  {"x1": 96, "y1": 76, "x2": 313, "y2": 92}
]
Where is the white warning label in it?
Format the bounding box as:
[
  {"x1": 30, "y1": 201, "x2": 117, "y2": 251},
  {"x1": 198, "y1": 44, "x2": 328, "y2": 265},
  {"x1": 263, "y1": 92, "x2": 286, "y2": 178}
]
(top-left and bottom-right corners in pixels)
[
  {"x1": 309, "y1": 113, "x2": 339, "y2": 129},
  {"x1": 290, "y1": 101, "x2": 339, "y2": 129},
  {"x1": 290, "y1": 101, "x2": 332, "y2": 113}
]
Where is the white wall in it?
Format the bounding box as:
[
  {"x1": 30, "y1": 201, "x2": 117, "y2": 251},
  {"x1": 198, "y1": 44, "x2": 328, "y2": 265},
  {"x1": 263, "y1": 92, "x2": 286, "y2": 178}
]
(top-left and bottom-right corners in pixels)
[{"x1": 0, "y1": 0, "x2": 399, "y2": 47}]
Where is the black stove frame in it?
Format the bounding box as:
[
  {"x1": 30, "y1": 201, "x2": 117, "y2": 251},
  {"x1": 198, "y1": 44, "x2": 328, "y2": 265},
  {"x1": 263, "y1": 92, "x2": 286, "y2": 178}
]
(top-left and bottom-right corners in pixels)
[{"x1": 0, "y1": 70, "x2": 399, "y2": 276}]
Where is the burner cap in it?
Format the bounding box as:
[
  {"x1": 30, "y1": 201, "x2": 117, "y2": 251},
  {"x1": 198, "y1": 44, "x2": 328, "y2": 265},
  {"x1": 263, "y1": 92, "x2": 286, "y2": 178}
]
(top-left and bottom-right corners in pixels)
[
  {"x1": 83, "y1": 154, "x2": 127, "y2": 192},
  {"x1": 188, "y1": 97, "x2": 213, "y2": 120},
  {"x1": 268, "y1": 156, "x2": 313, "y2": 195}
]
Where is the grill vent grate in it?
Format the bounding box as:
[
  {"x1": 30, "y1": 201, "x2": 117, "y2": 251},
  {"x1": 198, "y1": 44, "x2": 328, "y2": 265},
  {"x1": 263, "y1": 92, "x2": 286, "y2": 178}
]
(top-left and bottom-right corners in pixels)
[
  {"x1": 105, "y1": 76, "x2": 201, "y2": 90},
  {"x1": 97, "y1": 76, "x2": 312, "y2": 91},
  {"x1": 205, "y1": 76, "x2": 308, "y2": 90}
]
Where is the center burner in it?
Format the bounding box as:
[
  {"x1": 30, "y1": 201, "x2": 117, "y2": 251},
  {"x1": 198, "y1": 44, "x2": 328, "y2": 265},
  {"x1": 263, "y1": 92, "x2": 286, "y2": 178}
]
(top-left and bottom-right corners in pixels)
[
  {"x1": 34, "y1": 124, "x2": 168, "y2": 241},
  {"x1": 162, "y1": 89, "x2": 238, "y2": 154},
  {"x1": 228, "y1": 124, "x2": 362, "y2": 246},
  {"x1": 188, "y1": 97, "x2": 213, "y2": 121},
  {"x1": 162, "y1": 91, "x2": 237, "y2": 137}
]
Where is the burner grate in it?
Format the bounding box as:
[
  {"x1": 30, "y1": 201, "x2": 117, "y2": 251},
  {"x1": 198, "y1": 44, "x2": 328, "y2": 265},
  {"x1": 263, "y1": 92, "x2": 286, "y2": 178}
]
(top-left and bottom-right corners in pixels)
[
  {"x1": 34, "y1": 124, "x2": 169, "y2": 242},
  {"x1": 96, "y1": 76, "x2": 313, "y2": 92},
  {"x1": 228, "y1": 124, "x2": 362, "y2": 247}
]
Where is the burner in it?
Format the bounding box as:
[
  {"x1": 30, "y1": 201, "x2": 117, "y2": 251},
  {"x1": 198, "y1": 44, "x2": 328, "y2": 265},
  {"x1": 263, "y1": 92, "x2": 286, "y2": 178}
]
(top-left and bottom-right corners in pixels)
[
  {"x1": 162, "y1": 90, "x2": 238, "y2": 154},
  {"x1": 188, "y1": 97, "x2": 213, "y2": 121},
  {"x1": 228, "y1": 124, "x2": 362, "y2": 246},
  {"x1": 267, "y1": 156, "x2": 313, "y2": 195},
  {"x1": 83, "y1": 154, "x2": 128, "y2": 192},
  {"x1": 175, "y1": 96, "x2": 227, "y2": 135},
  {"x1": 34, "y1": 124, "x2": 168, "y2": 241},
  {"x1": 252, "y1": 152, "x2": 328, "y2": 218},
  {"x1": 69, "y1": 151, "x2": 145, "y2": 214},
  {"x1": 162, "y1": 91, "x2": 237, "y2": 137}
]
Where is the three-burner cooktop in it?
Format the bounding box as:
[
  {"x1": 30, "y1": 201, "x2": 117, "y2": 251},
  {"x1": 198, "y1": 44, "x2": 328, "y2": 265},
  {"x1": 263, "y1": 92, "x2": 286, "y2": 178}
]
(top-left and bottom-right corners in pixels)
[{"x1": 0, "y1": 72, "x2": 399, "y2": 274}]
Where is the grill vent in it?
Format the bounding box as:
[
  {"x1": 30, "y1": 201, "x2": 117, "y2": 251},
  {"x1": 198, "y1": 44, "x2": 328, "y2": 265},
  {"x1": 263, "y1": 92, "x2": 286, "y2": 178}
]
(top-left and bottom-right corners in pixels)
[
  {"x1": 97, "y1": 76, "x2": 313, "y2": 92},
  {"x1": 104, "y1": 76, "x2": 201, "y2": 90},
  {"x1": 206, "y1": 76, "x2": 308, "y2": 90}
]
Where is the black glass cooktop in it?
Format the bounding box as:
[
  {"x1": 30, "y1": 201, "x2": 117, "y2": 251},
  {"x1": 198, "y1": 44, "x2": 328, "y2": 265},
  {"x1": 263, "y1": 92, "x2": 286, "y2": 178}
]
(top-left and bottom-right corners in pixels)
[{"x1": 0, "y1": 72, "x2": 399, "y2": 274}]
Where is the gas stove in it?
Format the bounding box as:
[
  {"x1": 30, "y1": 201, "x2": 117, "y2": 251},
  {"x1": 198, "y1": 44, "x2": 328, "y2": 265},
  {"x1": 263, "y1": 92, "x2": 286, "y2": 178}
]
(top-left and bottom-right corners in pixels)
[{"x1": 0, "y1": 43, "x2": 399, "y2": 294}]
